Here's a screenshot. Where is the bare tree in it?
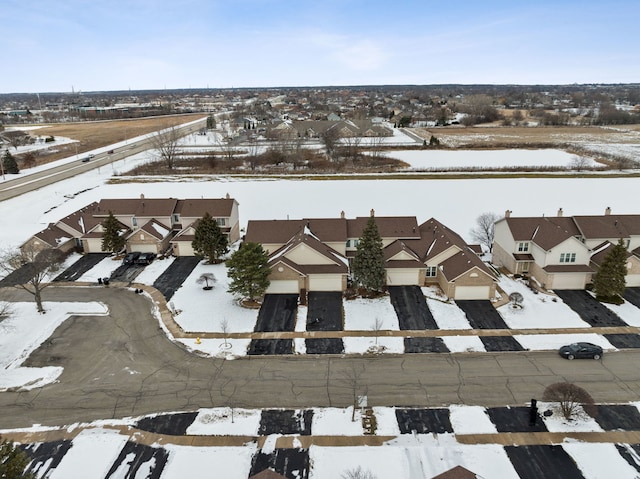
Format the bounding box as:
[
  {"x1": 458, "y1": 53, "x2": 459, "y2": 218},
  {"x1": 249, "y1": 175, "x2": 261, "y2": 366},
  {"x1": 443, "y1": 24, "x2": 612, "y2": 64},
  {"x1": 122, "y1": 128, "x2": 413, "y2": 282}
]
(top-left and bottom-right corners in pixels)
[
  {"x1": 368, "y1": 134, "x2": 385, "y2": 158},
  {"x1": 371, "y1": 316, "x2": 384, "y2": 346},
  {"x1": 543, "y1": 382, "x2": 597, "y2": 420},
  {"x1": 220, "y1": 318, "x2": 230, "y2": 349},
  {"x1": 338, "y1": 363, "x2": 368, "y2": 421},
  {"x1": 569, "y1": 156, "x2": 591, "y2": 171},
  {"x1": 0, "y1": 246, "x2": 63, "y2": 313},
  {"x1": 150, "y1": 124, "x2": 182, "y2": 170},
  {"x1": 321, "y1": 127, "x2": 341, "y2": 161},
  {"x1": 470, "y1": 212, "x2": 500, "y2": 253},
  {"x1": 340, "y1": 135, "x2": 362, "y2": 162},
  {"x1": 0, "y1": 301, "x2": 13, "y2": 323},
  {"x1": 341, "y1": 467, "x2": 377, "y2": 479}
]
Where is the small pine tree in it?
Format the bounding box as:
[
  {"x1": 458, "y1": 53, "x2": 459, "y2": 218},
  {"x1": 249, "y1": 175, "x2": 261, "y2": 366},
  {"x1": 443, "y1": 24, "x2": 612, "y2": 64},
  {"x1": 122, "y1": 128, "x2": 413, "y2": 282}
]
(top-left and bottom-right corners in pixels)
[
  {"x1": 206, "y1": 114, "x2": 216, "y2": 129},
  {"x1": 352, "y1": 214, "x2": 386, "y2": 294},
  {"x1": 191, "y1": 213, "x2": 229, "y2": 263},
  {"x1": 593, "y1": 238, "x2": 628, "y2": 303},
  {"x1": 101, "y1": 211, "x2": 126, "y2": 254},
  {"x1": 2, "y1": 150, "x2": 19, "y2": 174},
  {"x1": 0, "y1": 437, "x2": 35, "y2": 479},
  {"x1": 226, "y1": 242, "x2": 271, "y2": 301}
]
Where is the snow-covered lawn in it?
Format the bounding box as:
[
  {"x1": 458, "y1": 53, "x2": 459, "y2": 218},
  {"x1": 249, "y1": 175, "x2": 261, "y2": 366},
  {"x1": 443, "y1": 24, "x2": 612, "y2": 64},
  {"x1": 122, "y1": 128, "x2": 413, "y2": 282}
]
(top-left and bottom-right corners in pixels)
[
  {"x1": 598, "y1": 297, "x2": 640, "y2": 327},
  {"x1": 162, "y1": 445, "x2": 256, "y2": 479},
  {"x1": 170, "y1": 261, "x2": 258, "y2": 333},
  {"x1": 514, "y1": 333, "x2": 615, "y2": 352},
  {"x1": 498, "y1": 277, "x2": 590, "y2": 329},
  {"x1": 343, "y1": 296, "x2": 398, "y2": 331},
  {"x1": 186, "y1": 408, "x2": 262, "y2": 436}
]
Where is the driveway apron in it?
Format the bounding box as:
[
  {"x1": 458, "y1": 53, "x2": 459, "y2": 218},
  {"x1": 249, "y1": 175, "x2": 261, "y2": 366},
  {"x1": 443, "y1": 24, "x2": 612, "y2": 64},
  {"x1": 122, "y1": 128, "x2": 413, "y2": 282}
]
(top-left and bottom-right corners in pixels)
[
  {"x1": 455, "y1": 300, "x2": 509, "y2": 329},
  {"x1": 389, "y1": 285, "x2": 438, "y2": 330},
  {"x1": 554, "y1": 290, "x2": 627, "y2": 327}
]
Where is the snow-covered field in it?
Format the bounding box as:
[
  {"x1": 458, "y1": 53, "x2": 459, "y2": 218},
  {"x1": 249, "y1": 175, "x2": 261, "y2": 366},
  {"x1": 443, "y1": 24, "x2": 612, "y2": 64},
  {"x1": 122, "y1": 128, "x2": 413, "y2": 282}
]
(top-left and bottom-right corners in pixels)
[{"x1": 2, "y1": 136, "x2": 640, "y2": 477}]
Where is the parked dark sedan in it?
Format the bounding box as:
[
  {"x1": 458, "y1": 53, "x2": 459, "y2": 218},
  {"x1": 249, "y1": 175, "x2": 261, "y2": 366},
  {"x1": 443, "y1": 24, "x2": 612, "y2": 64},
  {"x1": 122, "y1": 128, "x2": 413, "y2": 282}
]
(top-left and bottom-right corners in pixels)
[
  {"x1": 122, "y1": 252, "x2": 141, "y2": 265},
  {"x1": 135, "y1": 252, "x2": 156, "y2": 265},
  {"x1": 559, "y1": 342, "x2": 603, "y2": 360}
]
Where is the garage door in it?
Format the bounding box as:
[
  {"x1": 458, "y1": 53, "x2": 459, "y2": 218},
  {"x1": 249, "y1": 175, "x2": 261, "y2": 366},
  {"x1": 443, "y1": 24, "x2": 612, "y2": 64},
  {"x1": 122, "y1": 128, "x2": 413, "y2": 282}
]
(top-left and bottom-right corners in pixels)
[
  {"x1": 550, "y1": 273, "x2": 586, "y2": 290},
  {"x1": 454, "y1": 285, "x2": 491, "y2": 300},
  {"x1": 173, "y1": 242, "x2": 195, "y2": 256},
  {"x1": 386, "y1": 270, "x2": 421, "y2": 286},
  {"x1": 308, "y1": 275, "x2": 343, "y2": 291},
  {"x1": 130, "y1": 244, "x2": 158, "y2": 253},
  {"x1": 626, "y1": 274, "x2": 640, "y2": 287},
  {"x1": 266, "y1": 280, "x2": 299, "y2": 294}
]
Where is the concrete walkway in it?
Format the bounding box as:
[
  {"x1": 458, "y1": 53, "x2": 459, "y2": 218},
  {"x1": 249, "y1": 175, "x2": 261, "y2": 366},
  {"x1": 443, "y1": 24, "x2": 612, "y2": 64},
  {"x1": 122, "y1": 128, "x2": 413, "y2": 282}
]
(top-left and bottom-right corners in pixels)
[{"x1": 5, "y1": 425, "x2": 640, "y2": 449}]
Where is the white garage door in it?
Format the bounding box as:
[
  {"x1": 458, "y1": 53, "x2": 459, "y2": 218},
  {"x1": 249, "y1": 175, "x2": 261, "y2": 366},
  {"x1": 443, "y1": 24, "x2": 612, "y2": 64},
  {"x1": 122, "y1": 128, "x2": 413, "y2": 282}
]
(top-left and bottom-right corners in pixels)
[
  {"x1": 626, "y1": 274, "x2": 640, "y2": 287},
  {"x1": 454, "y1": 285, "x2": 491, "y2": 300},
  {"x1": 84, "y1": 238, "x2": 104, "y2": 253},
  {"x1": 130, "y1": 243, "x2": 158, "y2": 253},
  {"x1": 550, "y1": 273, "x2": 586, "y2": 290},
  {"x1": 174, "y1": 242, "x2": 195, "y2": 256},
  {"x1": 266, "y1": 280, "x2": 299, "y2": 294},
  {"x1": 308, "y1": 275, "x2": 343, "y2": 291},
  {"x1": 386, "y1": 270, "x2": 421, "y2": 286}
]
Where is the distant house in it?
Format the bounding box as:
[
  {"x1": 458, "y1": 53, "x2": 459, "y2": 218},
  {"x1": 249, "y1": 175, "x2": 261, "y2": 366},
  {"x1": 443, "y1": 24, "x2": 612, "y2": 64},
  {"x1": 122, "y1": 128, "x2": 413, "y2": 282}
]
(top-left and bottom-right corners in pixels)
[
  {"x1": 245, "y1": 212, "x2": 495, "y2": 299},
  {"x1": 492, "y1": 207, "x2": 640, "y2": 289},
  {"x1": 23, "y1": 195, "x2": 240, "y2": 257}
]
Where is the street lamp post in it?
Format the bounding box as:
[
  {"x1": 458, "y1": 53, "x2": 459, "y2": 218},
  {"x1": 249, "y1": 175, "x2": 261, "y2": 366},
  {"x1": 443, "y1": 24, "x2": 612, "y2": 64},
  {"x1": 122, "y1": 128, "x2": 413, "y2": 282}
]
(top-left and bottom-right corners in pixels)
[{"x1": 1, "y1": 148, "x2": 6, "y2": 180}]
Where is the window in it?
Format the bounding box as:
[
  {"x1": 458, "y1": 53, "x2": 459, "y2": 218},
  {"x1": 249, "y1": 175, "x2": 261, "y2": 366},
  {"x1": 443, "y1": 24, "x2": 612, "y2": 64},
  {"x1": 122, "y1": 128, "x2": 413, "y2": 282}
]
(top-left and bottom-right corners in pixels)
[
  {"x1": 346, "y1": 240, "x2": 351, "y2": 248},
  {"x1": 172, "y1": 214, "x2": 180, "y2": 223},
  {"x1": 216, "y1": 218, "x2": 226, "y2": 226},
  {"x1": 517, "y1": 242, "x2": 529, "y2": 252},
  {"x1": 426, "y1": 266, "x2": 437, "y2": 277},
  {"x1": 346, "y1": 239, "x2": 359, "y2": 248},
  {"x1": 132, "y1": 217, "x2": 137, "y2": 227},
  {"x1": 560, "y1": 253, "x2": 576, "y2": 263}
]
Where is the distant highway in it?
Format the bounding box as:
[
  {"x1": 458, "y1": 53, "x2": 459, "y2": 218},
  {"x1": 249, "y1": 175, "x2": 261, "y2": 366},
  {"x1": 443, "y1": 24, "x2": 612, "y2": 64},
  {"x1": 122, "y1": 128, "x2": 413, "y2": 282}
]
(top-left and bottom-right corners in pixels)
[{"x1": 0, "y1": 117, "x2": 206, "y2": 202}]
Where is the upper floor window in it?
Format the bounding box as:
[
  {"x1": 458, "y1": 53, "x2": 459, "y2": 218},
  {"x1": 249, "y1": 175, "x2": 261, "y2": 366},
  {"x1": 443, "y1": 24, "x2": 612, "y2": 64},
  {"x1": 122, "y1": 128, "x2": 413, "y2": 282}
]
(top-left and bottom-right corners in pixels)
[
  {"x1": 346, "y1": 239, "x2": 359, "y2": 248},
  {"x1": 216, "y1": 218, "x2": 226, "y2": 226},
  {"x1": 426, "y1": 266, "x2": 437, "y2": 277},
  {"x1": 132, "y1": 217, "x2": 137, "y2": 227},
  {"x1": 172, "y1": 214, "x2": 180, "y2": 224},
  {"x1": 517, "y1": 242, "x2": 529, "y2": 252},
  {"x1": 560, "y1": 253, "x2": 576, "y2": 263}
]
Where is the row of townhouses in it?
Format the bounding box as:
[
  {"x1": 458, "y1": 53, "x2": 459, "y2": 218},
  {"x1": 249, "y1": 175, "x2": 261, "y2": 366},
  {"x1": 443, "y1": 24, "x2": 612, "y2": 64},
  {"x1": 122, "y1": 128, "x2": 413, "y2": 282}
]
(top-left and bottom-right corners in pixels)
[{"x1": 24, "y1": 198, "x2": 640, "y2": 299}]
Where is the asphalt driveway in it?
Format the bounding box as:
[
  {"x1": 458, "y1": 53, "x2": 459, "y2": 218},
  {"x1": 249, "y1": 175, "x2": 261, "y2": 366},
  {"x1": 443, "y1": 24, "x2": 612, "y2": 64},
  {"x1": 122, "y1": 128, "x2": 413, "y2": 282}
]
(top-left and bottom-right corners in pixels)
[
  {"x1": 53, "y1": 253, "x2": 110, "y2": 282},
  {"x1": 306, "y1": 292, "x2": 343, "y2": 331},
  {"x1": 253, "y1": 294, "x2": 299, "y2": 332},
  {"x1": 389, "y1": 286, "x2": 438, "y2": 330},
  {"x1": 554, "y1": 290, "x2": 627, "y2": 327},
  {"x1": 152, "y1": 256, "x2": 201, "y2": 300},
  {"x1": 624, "y1": 287, "x2": 640, "y2": 309},
  {"x1": 455, "y1": 300, "x2": 509, "y2": 329}
]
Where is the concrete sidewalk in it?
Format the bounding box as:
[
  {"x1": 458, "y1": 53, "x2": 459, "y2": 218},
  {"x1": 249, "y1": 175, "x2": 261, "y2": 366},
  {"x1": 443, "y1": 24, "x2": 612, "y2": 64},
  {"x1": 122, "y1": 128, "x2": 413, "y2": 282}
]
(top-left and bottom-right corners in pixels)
[{"x1": 5, "y1": 425, "x2": 640, "y2": 449}]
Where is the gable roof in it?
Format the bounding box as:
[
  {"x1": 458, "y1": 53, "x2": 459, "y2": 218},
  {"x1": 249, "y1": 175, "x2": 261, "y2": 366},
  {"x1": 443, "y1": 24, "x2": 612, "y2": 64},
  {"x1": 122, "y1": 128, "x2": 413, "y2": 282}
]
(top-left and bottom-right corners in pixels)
[
  {"x1": 502, "y1": 216, "x2": 581, "y2": 250},
  {"x1": 56, "y1": 201, "x2": 101, "y2": 235},
  {"x1": 94, "y1": 198, "x2": 179, "y2": 218},
  {"x1": 384, "y1": 240, "x2": 425, "y2": 269},
  {"x1": 268, "y1": 231, "x2": 348, "y2": 275},
  {"x1": 27, "y1": 223, "x2": 73, "y2": 248},
  {"x1": 347, "y1": 216, "x2": 420, "y2": 240},
  {"x1": 174, "y1": 198, "x2": 237, "y2": 218},
  {"x1": 573, "y1": 214, "x2": 640, "y2": 240},
  {"x1": 431, "y1": 465, "x2": 478, "y2": 479},
  {"x1": 137, "y1": 219, "x2": 172, "y2": 240},
  {"x1": 439, "y1": 250, "x2": 496, "y2": 282},
  {"x1": 246, "y1": 218, "x2": 348, "y2": 244}
]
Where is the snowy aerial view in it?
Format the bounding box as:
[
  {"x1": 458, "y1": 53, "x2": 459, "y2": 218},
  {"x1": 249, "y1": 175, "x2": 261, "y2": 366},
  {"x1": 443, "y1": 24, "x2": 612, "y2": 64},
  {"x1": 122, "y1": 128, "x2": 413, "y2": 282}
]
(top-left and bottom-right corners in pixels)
[{"x1": 2, "y1": 113, "x2": 640, "y2": 479}]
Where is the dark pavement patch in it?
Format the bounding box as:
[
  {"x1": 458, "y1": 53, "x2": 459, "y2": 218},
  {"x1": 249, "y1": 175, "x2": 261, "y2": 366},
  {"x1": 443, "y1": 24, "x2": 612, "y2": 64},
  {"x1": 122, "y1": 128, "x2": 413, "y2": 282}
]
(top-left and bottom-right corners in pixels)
[
  {"x1": 555, "y1": 290, "x2": 627, "y2": 327},
  {"x1": 594, "y1": 404, "x2": 640, "y2": 430},
  {"x1": 105, "y1": 442, "x2": 168, "y2": 479},
  {"x1": 389, "y1": 286, "x2": 439, "y2": 330},
  {"x1": 248, "y1": 339, "x2": 293, "y2": 355},
  {"x1": 250, "y1": 449, "x2": 309, "y2": 479},
  {"x1": 615, "y1": 444, "x2": 640, "y2": 473},
  {"x1": 306, "y1": 291, "x2": 343, "y2": 331},
  {"x1": 135, "y1": 411, "x2": 198, "y2": 435},
  {"x1": 505, "y1": 445, "x2": 585, "y2": 479},
  {"x1": 604, "y1": 334, "x2": 640, "y2": 349},
  {"x1": 53, "y1": 253, "x2": 111, "y2": 282},
  {"x1": 305, "y1": 338, "x2": 344, "y2": 354},
  {"x1": 624, "y1": 288, "x2": 640, "y2": 309},
  {"x1": 152, "y1": 256, "x2": 201, "y2": 300},
  {"x1": 480, "y1": 336, "x2": 525, "y2": 352},
  {"x1": 258, "y1": 409, "x2": 313, "y2": 435},
  {"x1": 109, "y1": 263, "x2": 144, "y2": 283},
  {"x1": 395, "y1": 408, "x2": 453, "y2": 434},
  {"x1": 21, "y1": 440, "x2": 72, "y2": 478},
  {"x1": 404, "y1": 337, "x2": 449, "y2": 353},
  {"x1": 455, "y1": 300, "x2": 509, "y2": 329},
  {"x1": 486, "y1": 406, "x2": 547, "y2": 432},
  {"x1": 254, "y1": 294, "x2": 299, "y2": 332}
]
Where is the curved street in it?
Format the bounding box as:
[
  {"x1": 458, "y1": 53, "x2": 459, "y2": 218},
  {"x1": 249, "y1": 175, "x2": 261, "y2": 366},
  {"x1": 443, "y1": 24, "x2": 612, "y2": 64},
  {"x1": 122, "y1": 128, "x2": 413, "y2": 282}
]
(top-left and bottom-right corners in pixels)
[{"x1": 1, "y1": 286, "x2": 640, "y2": 429}]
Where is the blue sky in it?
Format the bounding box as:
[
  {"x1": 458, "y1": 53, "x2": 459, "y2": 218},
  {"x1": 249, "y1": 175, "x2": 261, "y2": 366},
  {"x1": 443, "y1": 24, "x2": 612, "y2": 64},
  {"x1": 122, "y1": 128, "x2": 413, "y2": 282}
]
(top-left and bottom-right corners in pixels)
[{"x1": 3, "y1": 0, "x2": 639, "y2": 93}]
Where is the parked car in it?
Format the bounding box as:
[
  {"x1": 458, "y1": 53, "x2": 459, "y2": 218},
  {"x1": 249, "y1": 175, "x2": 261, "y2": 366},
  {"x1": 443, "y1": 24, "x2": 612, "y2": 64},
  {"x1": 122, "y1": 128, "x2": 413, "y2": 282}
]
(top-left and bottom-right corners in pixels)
[
  {"x1": 107, "y1": 150, "x2": 114, "y2": 154},
  {"x1": 81, "y1": 156, "x2": 91, "y2": 162},
  {"x1": 558, "y1": 342, "x2": 603, "y2": 360},
  {"x1": 135, "y1": 252, "x2": 156, "y2": 265},
  {"x1": 123, "y1": 252, "x2": 141, "y2": 265}
]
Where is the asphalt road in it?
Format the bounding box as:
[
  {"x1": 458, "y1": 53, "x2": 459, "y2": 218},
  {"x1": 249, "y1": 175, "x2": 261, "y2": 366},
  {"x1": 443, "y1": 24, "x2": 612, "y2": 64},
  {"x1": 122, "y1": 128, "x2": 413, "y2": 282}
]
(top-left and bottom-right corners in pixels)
[
  {"x1": 2, "y1": 286, "x2": 640, "y2": 429},
  {"x1": 0, "y1": 118, "x2": 206, "y2": 202}
]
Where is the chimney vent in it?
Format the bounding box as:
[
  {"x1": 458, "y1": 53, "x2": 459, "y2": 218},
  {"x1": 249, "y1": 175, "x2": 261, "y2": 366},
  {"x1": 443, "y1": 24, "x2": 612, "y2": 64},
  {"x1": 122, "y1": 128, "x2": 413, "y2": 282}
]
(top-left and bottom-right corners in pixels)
[
  {"x1": 340, "y1": 210, "x2": 345, "y2": 219},
  {"x1": 505, "y1": 210, "x2": 511, "y2": 218},
  {"x1": 370, "y1": 209, "x2": 375, "y2": 217},
  {"x1": 140, "y1": 193, "x2": 145, "y2": 199},
  {"x1": 605, "y1": 206, "x2": 611, "y2": 215},
  {"x1": 557, "y1": 208, "x2": 563, "y2": 217}
]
